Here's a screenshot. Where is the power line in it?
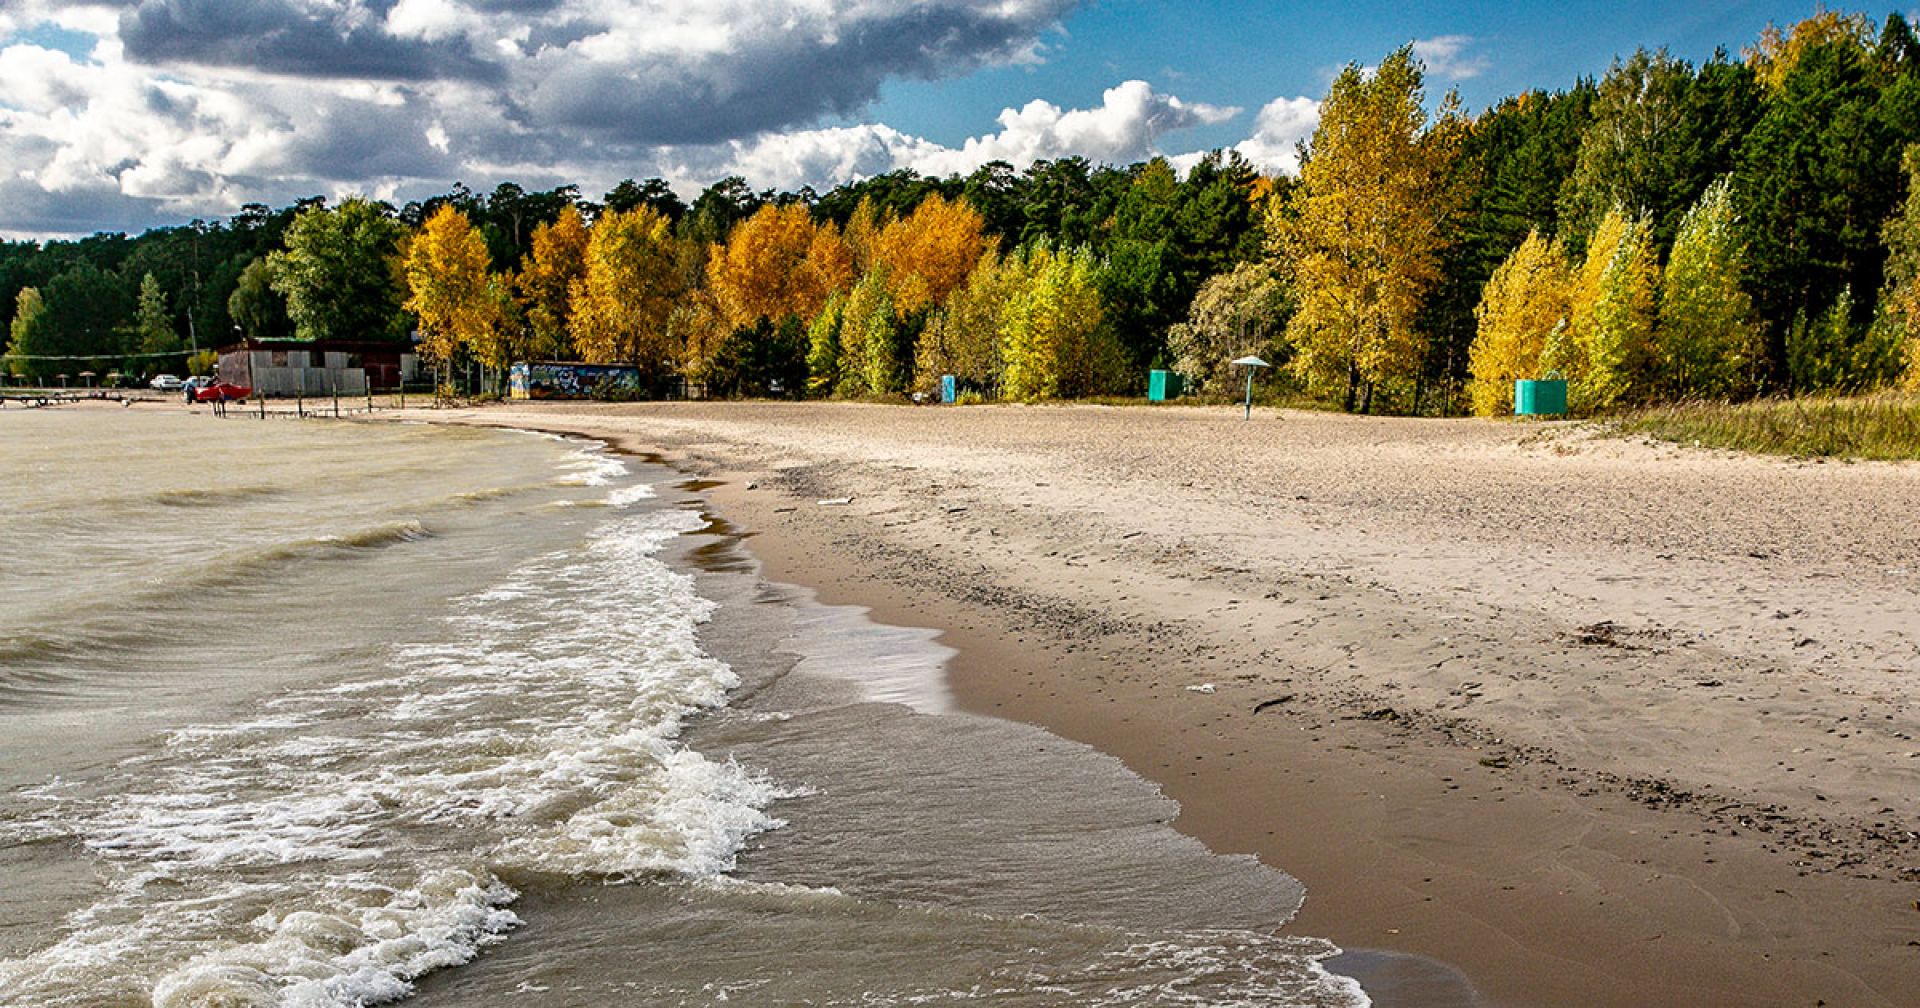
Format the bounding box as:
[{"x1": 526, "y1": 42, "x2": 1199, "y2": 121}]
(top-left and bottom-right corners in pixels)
[{"x1": 1, "y1": 349, "x2": 200, "y2": 360}]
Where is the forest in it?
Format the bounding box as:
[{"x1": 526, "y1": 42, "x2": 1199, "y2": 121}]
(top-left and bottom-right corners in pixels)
[{"x1": 5, "y1": 9, "x2": 1920, "y2": 416}]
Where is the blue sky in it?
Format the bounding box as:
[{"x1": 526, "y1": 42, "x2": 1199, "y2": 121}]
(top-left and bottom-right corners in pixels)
[
  {"x1": 0, "y1": 2, "x2": 1890, "y2": 238},
  {"x1": 863, "y1": 1, "x2": 1824, "y2": 148}
]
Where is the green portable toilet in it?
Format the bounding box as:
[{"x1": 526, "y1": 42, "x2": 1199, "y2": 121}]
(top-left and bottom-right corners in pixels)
[
  {"x1": 1514, "y1": 378, "x2": 1568, "y2": 416},
  {"x1": 1148, "y1": 369, "x2": 1183, "y2": 401}
]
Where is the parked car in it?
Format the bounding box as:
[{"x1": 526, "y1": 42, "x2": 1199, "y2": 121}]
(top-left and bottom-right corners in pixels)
[
  {"x1": 149, "y1": 374, "x2": 184, "y2": 391},
  {"x1": 190, "y1": 381, "x2": 252, "y2": 403}
]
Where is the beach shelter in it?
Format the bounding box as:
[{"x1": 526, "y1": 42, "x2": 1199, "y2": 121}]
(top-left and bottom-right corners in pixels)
[{"x1": 1230, "y1": 355, "x2": 1269, "y2": 420}]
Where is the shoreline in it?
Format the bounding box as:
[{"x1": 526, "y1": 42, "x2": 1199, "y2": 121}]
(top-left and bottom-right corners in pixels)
[{"x1": 377, "y1": 400, "x2": 1919, "y2": 1008}]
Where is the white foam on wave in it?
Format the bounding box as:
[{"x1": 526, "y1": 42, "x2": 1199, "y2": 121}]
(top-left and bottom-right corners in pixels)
[
  {"x1": 0, "y1": 476, "x2": 787, "y2": 1006},
  {"x1": 605, "y1": 482, "x2": 656, "y2": 509},
  {"x1": 553, "y1": 442, "x2": 628, "y2": 487}
]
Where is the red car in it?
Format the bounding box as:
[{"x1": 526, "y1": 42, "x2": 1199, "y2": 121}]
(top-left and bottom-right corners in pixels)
[{"x1": 189, "y1": 381, "x2": 252, "y2": 403}]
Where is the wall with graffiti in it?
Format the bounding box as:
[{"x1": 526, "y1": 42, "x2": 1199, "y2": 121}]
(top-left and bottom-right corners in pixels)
[{"x1": 509, "y1": 362, "x2": 644, "y2": 400}]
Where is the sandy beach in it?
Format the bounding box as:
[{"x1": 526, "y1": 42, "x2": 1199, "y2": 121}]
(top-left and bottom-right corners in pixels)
[{"x1": 402, "y1": 400, "x2": 1918, "y2": 1008}]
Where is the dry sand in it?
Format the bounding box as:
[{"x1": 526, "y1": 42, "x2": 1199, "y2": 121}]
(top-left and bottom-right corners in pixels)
[{"x1": 406, "y1": 400, "x2": 1918, "y2": 1008}]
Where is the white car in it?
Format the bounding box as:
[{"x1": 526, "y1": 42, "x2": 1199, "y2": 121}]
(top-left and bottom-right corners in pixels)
[{"x1": 150, "y1": 374, "x2": 185, "y2": 391}]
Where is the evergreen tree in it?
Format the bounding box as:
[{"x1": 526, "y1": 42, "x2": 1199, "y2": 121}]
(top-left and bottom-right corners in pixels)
[
  {"x1": 1558, "y1": 50, "x2": 1760, "y2": 251},
  {"x1": 37, "y1": 264, "x2": 136, "y2": 367},
  {"x1": 604, "y1": 178, "x2": 686, "y2": 221},
  {"x1": 1735, "y1": 25, "x2": 1920, "y2": 383}
]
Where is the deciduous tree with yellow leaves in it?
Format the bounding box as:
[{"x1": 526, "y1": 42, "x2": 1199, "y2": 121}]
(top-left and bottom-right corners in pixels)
[
  {"x1": 1467, "y1": 230, "x2": 1571, "y2": 416},
  {"x1": 1001, "y1": 244, "x2": 1112, "y2": 401},
  {"x1": 1746, "y1": 7, "x2": 1878, "y2": 90},
  {"x1": 872, "y1": 193, "x2": 995, "y2": 313},
  {"x1": 835, "y1": 267, "x2": 900, "y2": 397},
  {"x1": 1877, "y1": 146, "x2": 1920, "y2": 389},
  {"x1": 1658, "y1": 179, "x2": 1759, "y2": 398},
  {"x1": 706, "y1": 204, "x2": 854, "y2": 330},
  {"x1": 570, "y1": 206, "x2": 682, "y2": 378},
  {"x1": 404, "y1": 205, "x2": 511, "y2": 374},
  {"x1": 1546, "y1": 208, "x2": 1661, "y2": 412},
  {"x1": 514, "y1": 205, "x2": 589, "y2": 361},
  {"x1": 1273, "y1": 45, "x2": 1464, "y2": 413},
  {"x1": 914, "y1": 249, "x2": 1019, "y2": 395}
]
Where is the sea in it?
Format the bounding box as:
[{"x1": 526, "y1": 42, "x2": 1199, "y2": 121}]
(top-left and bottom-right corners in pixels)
[{"x1": 0, "y1": 406, "x2": 1369, "y2": 1007}]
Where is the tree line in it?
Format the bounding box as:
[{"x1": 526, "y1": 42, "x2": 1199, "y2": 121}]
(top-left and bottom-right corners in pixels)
[{"x1": 6, "y1": 8, "x2": 1920, "y2": 414}]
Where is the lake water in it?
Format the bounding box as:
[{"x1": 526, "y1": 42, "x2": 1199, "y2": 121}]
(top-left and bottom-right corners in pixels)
[{"x1": 0, "y1": 407, "x2": 1365, "y2": 1007}]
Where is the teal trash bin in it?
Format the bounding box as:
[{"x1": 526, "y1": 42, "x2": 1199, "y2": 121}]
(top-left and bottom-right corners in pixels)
[
  {"x1": 940, "y1": 374, "x2": 956, "y2": 404},
  {"x1": 1148, "y1": 370, "x2": 1183, "y2": 402},
  {"x1": 1514, "y1": 378, "x2": 1568, "y2": 416}
]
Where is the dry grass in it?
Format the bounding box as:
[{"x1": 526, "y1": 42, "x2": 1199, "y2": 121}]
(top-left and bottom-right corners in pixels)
[{"x1": 1616, "y1": 392, "x2": 1920, "y2": 460}]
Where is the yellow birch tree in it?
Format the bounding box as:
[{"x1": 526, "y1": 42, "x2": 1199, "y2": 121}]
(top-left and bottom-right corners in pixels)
[
  {"x1": 872, "y1": 194, "x2": 995, "y2": 313},
  {"x1": 404, "y1": 205, "x2": 509, "y2": 372},
  {"x1": 1550, "y1": 208, "x2": 1661, "y2": 413},
  {"x1": 1271, "y1": 46, "x2": 1463, "y2": 412},
  {"x1": 914, "y1": 249, "x2": 1017, "y2": 396},
  {"x1": 1467, "y1": 231, "x2": 1572, "y2": 416},
  {"x1": 1877, "y1": 147, "x2": 1920, "y2": 389},
  {"x1": 1000, "y1": 245, "x2": 1109, "y2": 401},
  {"x1": 707, "y1": 204, "x2": 815, "y2": 329},
  {"x1": 515, "y1": 205, "x2": 589, "y2": 360},
  {"x1": 1658, "y1": 179, "x2": 1759, "y2": 398},
  {"x1": 569, "y1": 206, "x2": 681, "y2": 374}
]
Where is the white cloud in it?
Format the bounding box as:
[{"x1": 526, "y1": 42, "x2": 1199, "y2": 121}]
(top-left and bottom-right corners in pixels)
[
  {"x1": 695, "y1": 80, "x2": 1236, "y2": 193},
  {"x1": 915, "y1": 80, "x2": 1239, "y2": 175},
  {"x1": 1231, "y1": 96, "x2": 1319, "y2": 176},
  {"x1": 1411, "y1": 34, "x2": 1489, "y2": 80},
  {"x1": 0, "y1": 3, "x2": 1341, "y2": 236}
]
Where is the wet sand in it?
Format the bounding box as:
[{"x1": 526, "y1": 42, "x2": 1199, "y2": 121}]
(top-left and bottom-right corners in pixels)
[{"x1": 399, "y1": 400, "x2": 1920, "y2": 1008}]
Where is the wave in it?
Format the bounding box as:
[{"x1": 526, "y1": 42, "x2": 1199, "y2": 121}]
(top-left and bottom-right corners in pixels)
[
  {"x1": 0, "y1": 520, "x2": 437, "y2": 685},
  {"x1": 151, "y1": 485, "x2": 286, "y2": 509},
  {"x1": 0, "y1": 505, "x2": 785, "y2": 1006}
]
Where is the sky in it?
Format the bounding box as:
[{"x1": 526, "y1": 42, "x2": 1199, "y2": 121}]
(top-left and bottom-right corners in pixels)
[{"x1": 0, "y1": 1, "x2": 1885, "y2": 239}]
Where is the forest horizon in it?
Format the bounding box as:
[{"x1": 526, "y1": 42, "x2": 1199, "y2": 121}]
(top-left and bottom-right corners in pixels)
[{"x1": 6, "y1": 8, "x2": 1920, "y2": 415}]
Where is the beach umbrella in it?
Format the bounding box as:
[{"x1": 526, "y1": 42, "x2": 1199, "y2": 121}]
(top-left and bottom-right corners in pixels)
[{"x1": 1230, "y1": 355, "x2": 1269, "y2": 420}]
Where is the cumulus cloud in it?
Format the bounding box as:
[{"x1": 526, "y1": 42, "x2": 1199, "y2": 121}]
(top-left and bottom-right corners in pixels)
[
  {"x1": 0, "y1": 1, "x2": 1331, "y2": 237},
  {"x1": 913, "y1": 80, "x2": 1238, "y2": 175},
  {"x1": 694, "y1": 80, "x2": 1237, "y2": 193},
  {"x1": 1411, "y1": 34, "x2": 1489, "y2": 80},
  {"x1": 1231, "y1": 96, "x2": 1319, "y2": 176},
  {"x1": 0, "y1": 0, "x2": 1096, "y2": 234}
]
